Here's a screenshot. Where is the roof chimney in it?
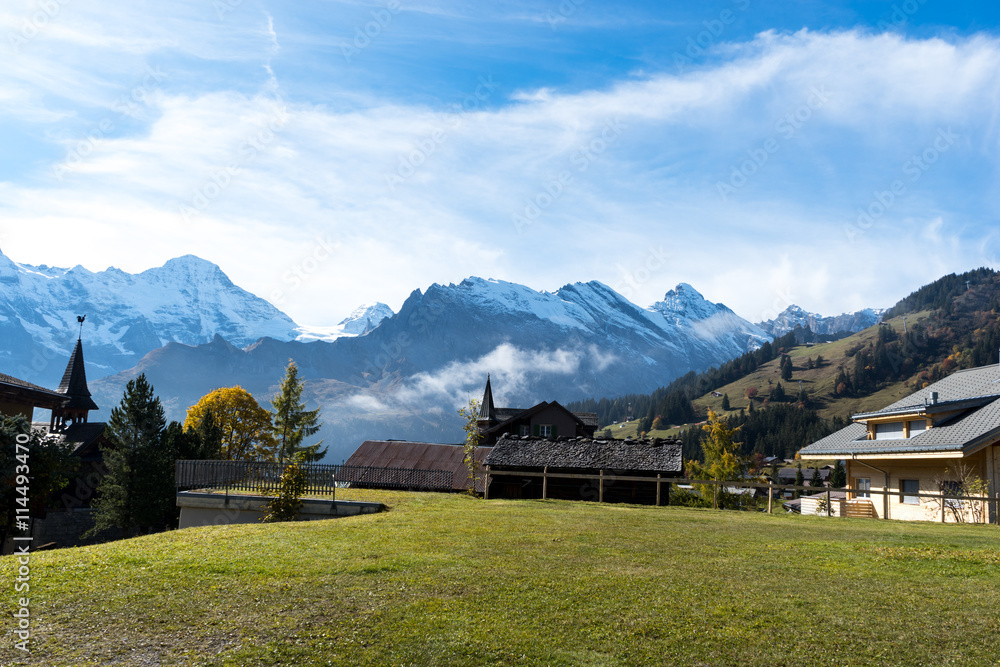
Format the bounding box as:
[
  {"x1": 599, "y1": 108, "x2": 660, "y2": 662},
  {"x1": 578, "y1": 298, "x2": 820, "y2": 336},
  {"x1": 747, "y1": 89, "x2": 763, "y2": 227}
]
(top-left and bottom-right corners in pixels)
[{"x1": 928, "y1": 391, "x2": 938, "y2": 405}]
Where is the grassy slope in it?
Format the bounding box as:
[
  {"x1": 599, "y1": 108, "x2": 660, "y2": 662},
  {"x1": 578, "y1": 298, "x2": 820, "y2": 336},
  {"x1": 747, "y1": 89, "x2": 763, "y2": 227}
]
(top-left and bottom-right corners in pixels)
[{"x1": 4, "y1": 489, "x2": 1000, "y2": 666}]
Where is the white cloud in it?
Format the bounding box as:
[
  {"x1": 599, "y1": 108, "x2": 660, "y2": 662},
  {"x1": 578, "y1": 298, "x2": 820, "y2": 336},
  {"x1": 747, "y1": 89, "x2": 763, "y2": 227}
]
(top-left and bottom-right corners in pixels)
[{"x1": 3, "y1": 24, "x2": 1000, "y2": 326}]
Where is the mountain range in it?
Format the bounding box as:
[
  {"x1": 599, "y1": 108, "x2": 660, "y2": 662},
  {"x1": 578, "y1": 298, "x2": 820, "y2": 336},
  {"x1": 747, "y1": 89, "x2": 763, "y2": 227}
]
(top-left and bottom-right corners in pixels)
[{"x1": 0, "y1": 249, "x2": 882, "y2": 460}]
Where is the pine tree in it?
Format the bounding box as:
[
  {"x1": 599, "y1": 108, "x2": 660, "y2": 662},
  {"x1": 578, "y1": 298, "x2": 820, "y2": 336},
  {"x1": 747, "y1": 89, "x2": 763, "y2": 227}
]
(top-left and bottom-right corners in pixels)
[
  {"x1": 781, "y1": 355, "x2": 793, "y2": 381},
  {"x1": 89, "y1": 374, "x2": 173, "y2": 537},
  {"x1": 271, "y1": 361, "x2": 326, "y2": 463},
  {"x1": 721, "y1": 393, "x2": 730, "y2": 411},
  {"x1": 829, "y1": 459, "x2": 847, "y2": 488},
  {"x1": 794, "y1": 462, "x2": 804, "y2": 499},
  {"x1": 809, "y1": 466, "x2": 823, "y2": 489}
]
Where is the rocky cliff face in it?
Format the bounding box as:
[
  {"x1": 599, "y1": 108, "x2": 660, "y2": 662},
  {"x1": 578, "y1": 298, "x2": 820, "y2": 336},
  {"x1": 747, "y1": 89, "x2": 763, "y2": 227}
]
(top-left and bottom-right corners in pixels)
[{"x1": 756, "y1": 304, "x2": 883, "y2": 338}]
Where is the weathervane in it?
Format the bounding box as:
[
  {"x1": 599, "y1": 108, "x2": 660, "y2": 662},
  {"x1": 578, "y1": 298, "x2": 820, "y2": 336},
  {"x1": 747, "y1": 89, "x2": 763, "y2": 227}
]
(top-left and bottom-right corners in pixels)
[{"x1": 77, "y1": 314, "x2": 86, "y2": 340}]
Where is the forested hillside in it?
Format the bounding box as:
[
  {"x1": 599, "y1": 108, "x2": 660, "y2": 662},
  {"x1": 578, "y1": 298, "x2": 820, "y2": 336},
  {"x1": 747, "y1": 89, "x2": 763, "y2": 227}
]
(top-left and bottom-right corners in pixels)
[{"x1": 570, "y1": 268, "x2": 1000, "y2": 462}]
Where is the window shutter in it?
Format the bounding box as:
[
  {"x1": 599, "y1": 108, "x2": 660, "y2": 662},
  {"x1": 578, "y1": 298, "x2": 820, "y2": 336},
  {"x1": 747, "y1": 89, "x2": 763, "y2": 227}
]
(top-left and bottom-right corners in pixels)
[
  {"x1": 533, "y1": 424, "x2": 540, "y2": 436},
  {"x1": 551, "y1": 425, "x2": 558, "y2": 438}
]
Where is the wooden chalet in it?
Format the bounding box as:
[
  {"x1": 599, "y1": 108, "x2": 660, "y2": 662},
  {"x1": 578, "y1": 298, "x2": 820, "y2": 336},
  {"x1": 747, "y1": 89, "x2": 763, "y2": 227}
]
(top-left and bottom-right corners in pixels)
[
  {"x1": 484, "y1": 434, "x2": 683, "y2": 505},
  {"x1": 800, "y1": 363, "x2": 1000, "y2": 522},
  {"x1": 476, "y1": 374, "x2": 598, "y2": 446},
  {"x1": 2, "y1": 335, "x2": 111, "y2": 550}
]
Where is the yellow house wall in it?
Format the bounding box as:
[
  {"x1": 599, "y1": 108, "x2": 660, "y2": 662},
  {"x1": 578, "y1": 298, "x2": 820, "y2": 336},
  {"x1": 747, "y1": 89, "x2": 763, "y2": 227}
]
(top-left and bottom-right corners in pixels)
[{"x1": 847, "y1": 450, "x2": 993, "y2": 522}]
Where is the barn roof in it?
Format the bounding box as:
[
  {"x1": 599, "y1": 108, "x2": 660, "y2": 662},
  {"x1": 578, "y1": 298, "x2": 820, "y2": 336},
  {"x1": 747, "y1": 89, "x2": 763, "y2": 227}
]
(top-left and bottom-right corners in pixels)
[
  {"x1": 485, "y1": 435, "x2": 683, "y2": 474},
  {"x1": 345, "y1": 440, "x2": 490, "y2": 492},
  {"x1": 0, "y1": 372, "x2": 67, "y2": 409}
]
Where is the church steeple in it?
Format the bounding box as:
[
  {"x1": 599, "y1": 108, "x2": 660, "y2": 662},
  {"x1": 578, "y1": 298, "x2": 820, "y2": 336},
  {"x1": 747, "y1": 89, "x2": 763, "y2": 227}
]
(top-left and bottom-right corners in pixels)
[
  {"x1": 478, "y1": 374, "x2": 496, "y2": 422},
  {"x1": 52, "y1": 318, "x2": 98, "y2": 430}
]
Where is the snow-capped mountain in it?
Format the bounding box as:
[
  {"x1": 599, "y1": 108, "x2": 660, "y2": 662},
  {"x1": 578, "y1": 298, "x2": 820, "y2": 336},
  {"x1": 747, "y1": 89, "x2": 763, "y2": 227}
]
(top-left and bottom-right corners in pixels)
[
  {"x1": 648, "y1": 283, "x2": 770, "y2": 354},
  {"x1": 295, "y1": 303, "x2": 394, "y2": 342},
  {"x1": 89, "y1": 276, "x2": 770, "y2": 460},
  {"x1": 0, "y1": 250, "x2": 298, "y2": 386},
  {"x1": 756, "y1": 304, "x2": 884, "y2": 338}
]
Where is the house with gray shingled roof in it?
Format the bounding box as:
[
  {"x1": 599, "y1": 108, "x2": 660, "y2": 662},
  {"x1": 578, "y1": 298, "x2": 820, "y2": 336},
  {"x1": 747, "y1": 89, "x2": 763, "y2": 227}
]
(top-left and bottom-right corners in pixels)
[
  {"x1": 476, "y1": 375, "x2": 598, "y2": 446},
  {"x1": 799, "y1": 363, "x2": 1000, "y2": 521}
]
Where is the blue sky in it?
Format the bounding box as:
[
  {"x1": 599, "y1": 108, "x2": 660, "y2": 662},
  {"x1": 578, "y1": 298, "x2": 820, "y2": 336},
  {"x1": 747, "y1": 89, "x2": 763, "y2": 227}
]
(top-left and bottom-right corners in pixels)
[{"x1": 2, "y1": 0, "x2": 1000, "y2": 328}]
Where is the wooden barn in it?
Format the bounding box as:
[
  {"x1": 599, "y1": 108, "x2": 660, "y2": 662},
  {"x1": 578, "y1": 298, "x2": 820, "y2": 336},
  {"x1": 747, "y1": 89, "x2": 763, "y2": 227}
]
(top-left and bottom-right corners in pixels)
[
  {"x1": 344, "y1": 440, "x2": 491, "y2": 493},
  {"x1": 484, "y1": 434, "x2": 683, "y2": 505}
]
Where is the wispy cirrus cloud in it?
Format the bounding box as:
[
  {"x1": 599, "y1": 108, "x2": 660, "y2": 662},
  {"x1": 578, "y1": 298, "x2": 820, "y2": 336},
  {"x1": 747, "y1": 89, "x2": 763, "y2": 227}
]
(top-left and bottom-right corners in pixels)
[{"x1": 3, "y1": 8, "x2": 1000, "y2": 326}]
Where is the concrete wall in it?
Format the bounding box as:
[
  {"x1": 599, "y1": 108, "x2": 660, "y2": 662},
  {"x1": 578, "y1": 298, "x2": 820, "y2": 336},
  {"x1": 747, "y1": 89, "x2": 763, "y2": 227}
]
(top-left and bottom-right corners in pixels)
[{"x1": 176, "y1": 492, "x2": 383, "y2": 529}]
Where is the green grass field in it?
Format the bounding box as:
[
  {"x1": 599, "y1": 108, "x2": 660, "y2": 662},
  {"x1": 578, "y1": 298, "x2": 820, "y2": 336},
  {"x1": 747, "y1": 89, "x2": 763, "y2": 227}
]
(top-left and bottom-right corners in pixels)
[{"x1": 4, "y1": 489, "x2": 1000, "y2": 666}]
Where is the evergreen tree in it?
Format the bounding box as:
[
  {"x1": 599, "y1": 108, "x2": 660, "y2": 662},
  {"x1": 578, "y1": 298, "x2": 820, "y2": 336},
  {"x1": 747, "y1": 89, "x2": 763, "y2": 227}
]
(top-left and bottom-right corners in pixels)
[
  {"x1": 89, "y1": 374, "x2": 173, "y2": 538},
  {"x1": 271, "y1": 361, "x2": 325, "y2": 463},
  {"x1": 794, "y1": 462, "x2": 804, "y2": 499},
  {"x1": 721, "y1": 393, "x2": 730, "y2": 411},
  {"x1": 809, "y1": 466, "x2": 824, "y2": 489},
  {"x1": 829, "y1": 459, "x2": 847, "y2": 488},
  {"x1": 781, "y1": 355, "x2": 793, "y2": 381}
]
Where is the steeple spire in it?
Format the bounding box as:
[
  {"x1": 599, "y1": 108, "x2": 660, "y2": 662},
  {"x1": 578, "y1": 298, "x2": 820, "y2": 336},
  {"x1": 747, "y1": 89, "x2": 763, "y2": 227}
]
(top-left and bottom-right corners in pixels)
[
  {"x1": 478, "y1": 374, "x2": 496, "y2": 422},
  {"x1": 52, "y1": 319, "x2": 99, "y2": 430}
]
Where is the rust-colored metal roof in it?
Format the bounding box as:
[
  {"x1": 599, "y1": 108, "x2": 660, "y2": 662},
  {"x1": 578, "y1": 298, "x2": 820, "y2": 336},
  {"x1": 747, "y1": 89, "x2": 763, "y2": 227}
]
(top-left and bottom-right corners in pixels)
[{"x1": 345, "y1": 440, "x2": 490, "y2": 492}]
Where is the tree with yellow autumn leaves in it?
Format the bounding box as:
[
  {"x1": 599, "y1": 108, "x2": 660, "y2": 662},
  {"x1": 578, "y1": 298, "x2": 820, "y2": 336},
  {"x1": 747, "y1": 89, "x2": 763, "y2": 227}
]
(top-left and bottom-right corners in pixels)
[{"x1": 184, "y1": 386, "x2": 278, "y2": 461}]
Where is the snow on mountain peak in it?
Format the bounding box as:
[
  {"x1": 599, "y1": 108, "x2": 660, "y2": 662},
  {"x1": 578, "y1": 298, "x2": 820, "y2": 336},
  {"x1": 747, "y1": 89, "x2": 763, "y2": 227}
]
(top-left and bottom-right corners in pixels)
[
  {"x1": 648, "y1": 283, "x2": 732, "y2": 321},
  {"x1": 295, "y1": 302, "x2": 395, "y2": 342},
  {"x1": 0, "y1": 249, "x2": 300, "y2": 384}
]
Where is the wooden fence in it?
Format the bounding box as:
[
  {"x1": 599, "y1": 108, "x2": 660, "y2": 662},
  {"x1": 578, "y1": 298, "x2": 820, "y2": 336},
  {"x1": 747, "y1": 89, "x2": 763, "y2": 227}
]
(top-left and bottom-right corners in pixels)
[{"x1": 482, "y1": 467, "x2": 1000, "y2": 524}]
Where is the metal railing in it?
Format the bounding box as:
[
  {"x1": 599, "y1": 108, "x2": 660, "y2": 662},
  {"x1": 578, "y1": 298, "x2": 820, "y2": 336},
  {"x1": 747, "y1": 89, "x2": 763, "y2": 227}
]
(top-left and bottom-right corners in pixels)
[{"x1": 175, "y1": 460, "x2": 454, "y2": 495}]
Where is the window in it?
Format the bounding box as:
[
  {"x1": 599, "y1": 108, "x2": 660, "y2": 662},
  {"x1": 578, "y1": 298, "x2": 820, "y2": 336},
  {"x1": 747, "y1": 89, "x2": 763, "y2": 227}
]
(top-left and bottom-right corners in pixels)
[
  {"x1": 874, "y1": 422, "x2": 905, "y2": 440},
  {"x1": 855, "y1": 477, "x2": 870, "y2": 499},
  {"x1": 908, "y1": 420, "x2": 927, "y2": 437},
  {"x1": 940, "y1": 480, "x2": 962, "y2": 510},
  {"x1": 538, "y1": 424, "x2": 552, "y2": 437},
  {"x1": 901, "y1": 479, "x2": 920, "y2": 504},
  {"x1": 519, "y1": 425, "x2": 530, "y2": 436}
]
